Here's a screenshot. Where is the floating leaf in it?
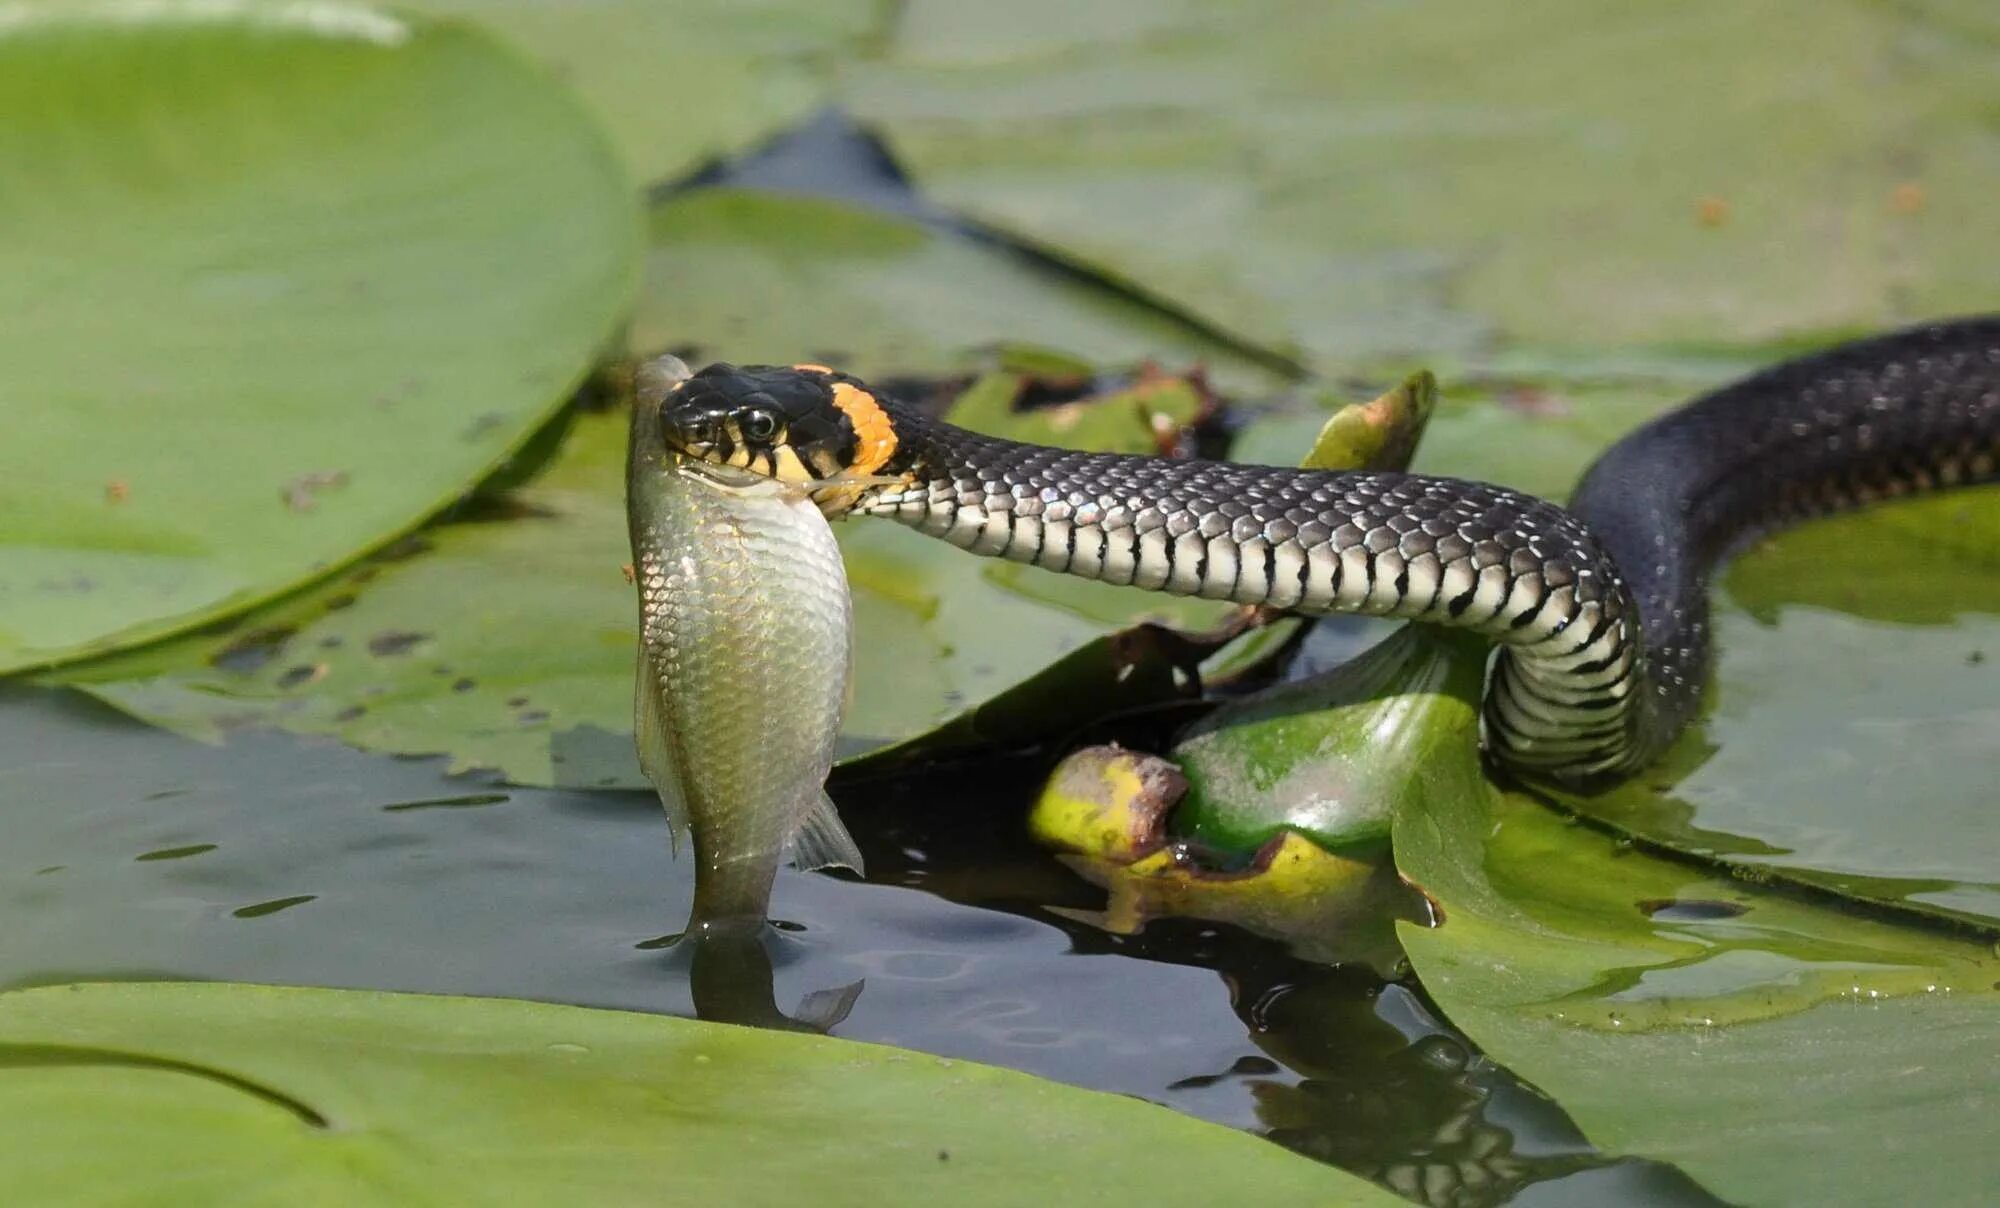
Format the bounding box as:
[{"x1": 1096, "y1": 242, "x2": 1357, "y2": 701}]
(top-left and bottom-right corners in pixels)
[
  {"x1": 1391, "y1": 711, "x2": 2000, "y2": 1205},
  {"x1": 854, "y1": 2, "x2": 2000, "y2": 364},
  {"x1": 0, "y1": 982, "x2": 1395, "y2": 1205},
  {"x1": 0, "y1": 1, "x2": 638, "y2": 671},
  {"x1": 407, "y1": 0, "x2": 885, "y2": 184},
  {"x1": 631, "y1": 188, "x2": 1283, "y2": 386},
  {"x1": 1546, "y1": 592, "x2": 2000, "y2": 930}
]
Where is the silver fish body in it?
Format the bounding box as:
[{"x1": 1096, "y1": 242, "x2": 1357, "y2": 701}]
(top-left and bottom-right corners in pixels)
[{"x1": 627, "y1": 358, "x2": 862, "y2": 926}]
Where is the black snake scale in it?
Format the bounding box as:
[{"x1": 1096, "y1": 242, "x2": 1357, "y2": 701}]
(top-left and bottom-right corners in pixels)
[{"x1": 845, "y1": 317, "x2": 2000, "y2": 784}]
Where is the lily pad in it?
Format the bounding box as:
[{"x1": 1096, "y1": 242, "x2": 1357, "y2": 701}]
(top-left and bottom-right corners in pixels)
[
  {"x1": 631, "y1": 187, "x2": 1283, "y2": 386},
  {"x1": 1547, "y1": 594, "x2": 2000, "y2": 930},
  {"x1": 54, "y1": 386, "x2": 1235, "y2": 787},
  {"x1": 0, "y1": 981, "x2": 1394, "y2": 1205},
  {"x1": 0, "y1": 1, "x2": 638, "y2": 671},
  {"x1": 1391, "y1": 714, "x2": 2000, "y2": 1206},
  {"x1": 408, "y1": 1, "x2": 885, "y2": 184},
  {"x1": 853, "y1": 1, "x2": 2000, "y2": 365}
]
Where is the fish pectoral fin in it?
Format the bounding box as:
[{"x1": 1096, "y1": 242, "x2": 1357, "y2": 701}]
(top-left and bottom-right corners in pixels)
[
  {"x1": 789, "y1": 791, "x2": 865, "y2": 875},
  {"x1": 634, "y1": 643, "x2": 688, "y2": 854}
]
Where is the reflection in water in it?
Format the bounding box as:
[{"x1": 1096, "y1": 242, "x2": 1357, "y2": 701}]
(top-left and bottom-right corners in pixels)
[
  {"x1": 675, "y1": 920, "x2": 864, "y2": 1035},
  {"x1": 843, "y1": 758, "x2": 1723, "y2": 1208},
  {"x1": 1, "y1": 687, "x2": 1718, "y2": 1207}
]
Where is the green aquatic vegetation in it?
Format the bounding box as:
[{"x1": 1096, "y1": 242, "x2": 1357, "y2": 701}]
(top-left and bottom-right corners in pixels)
[
  {"x1": 631, "y1": 188, "x2": 1286, "y2": 387},
  {"x1": 1394, "y1": 734, "x2": 2000, "y2": 1205},
  {"x1": 0, "y1": 982, "x2": 1397, "y2": 1206},
  {"x1": 0, "y1": 2, "x2": 638, "y2": 672},
  {"x1": 2, "y1": 1, "x2": 1996, "y2": 1201},
  {"x1": 405, "y1": 0, "x2": 886, "y2": 184},
  {"x1": 853, "y1": 0, "x2": 2000, "y2": 365}
]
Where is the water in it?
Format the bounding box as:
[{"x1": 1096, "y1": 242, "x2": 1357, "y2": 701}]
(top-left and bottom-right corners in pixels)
[{"x1": 0, "y1": 687, "x2": 1713, "y2": 1205}]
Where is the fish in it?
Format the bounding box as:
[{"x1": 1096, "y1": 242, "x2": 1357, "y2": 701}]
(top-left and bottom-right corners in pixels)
[{"x1": 625, "y1": 354, "x2": 864, "y2": 931}]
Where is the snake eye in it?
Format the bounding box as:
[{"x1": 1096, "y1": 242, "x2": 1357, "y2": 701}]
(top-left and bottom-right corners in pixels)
[{"x1": 742, "y1": 410, "x2": 779, "y2": 441}]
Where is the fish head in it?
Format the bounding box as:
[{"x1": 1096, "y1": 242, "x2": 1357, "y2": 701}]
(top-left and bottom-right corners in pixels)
[{"x1": 644, "y1": 359, "x2": 905, "y2": 510}]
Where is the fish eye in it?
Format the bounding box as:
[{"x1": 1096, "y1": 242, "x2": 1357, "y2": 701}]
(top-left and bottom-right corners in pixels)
[{"x1": 742, "y1": 410, "x2": 778, "y2": 441}]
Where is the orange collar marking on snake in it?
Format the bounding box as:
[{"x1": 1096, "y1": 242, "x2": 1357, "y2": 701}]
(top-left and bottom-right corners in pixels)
[{"x1": 829, "y1": 381, "x2": 898, "y2": 477}]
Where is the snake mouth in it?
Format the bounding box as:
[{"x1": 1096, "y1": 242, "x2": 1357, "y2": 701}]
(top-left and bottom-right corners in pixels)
[{"x1": 676, "y1": 456, "x2": 793, "y2": 495}]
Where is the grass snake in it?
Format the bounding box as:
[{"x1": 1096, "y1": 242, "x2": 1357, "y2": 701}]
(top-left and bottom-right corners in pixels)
[{"x1": 652, "y1": 317, "x2": 2000, "y2": 786}]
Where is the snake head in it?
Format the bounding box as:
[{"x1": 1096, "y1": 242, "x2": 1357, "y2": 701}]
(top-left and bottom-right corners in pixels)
[{"x1": 643, "y1": 359, "x2": 904, "y2": 511}]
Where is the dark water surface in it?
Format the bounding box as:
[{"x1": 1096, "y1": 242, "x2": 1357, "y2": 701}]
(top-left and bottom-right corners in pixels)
[{"x1": 0, "y1": 688, "x2": 1713, "y2": 1206}]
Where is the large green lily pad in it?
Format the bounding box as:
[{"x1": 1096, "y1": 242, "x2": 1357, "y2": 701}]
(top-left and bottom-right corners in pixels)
[
  {"x1": 0, "y1": 1, "x2": 638, "y2": 672},
  {"x1": 853, "y1": 1, "x2": 2000, "y2": 366},
  {"x1": 1392, "y1": 721, "x2": 2000, "y2": 1206},
  {"x1": 0, "y1": 981, "x2": 1394, "y2": 1205},
  {"x1": 55, "y1": 385, "x2": 1233, "y2": 788}
]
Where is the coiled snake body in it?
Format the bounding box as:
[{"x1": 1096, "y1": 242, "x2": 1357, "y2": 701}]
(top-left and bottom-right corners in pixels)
[{"x1": 650, "y1": 318, "x2": 2000, "y2": 785}]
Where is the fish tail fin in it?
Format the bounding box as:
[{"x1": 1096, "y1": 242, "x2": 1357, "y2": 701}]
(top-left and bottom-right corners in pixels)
[
  {"x1": 634, "y1": 643, "x2": 688, "y2": 854},
  {"x1": 790, "y1": 791, "x2": 865, "y2": 875},
  {"x1": 793, "y1": 980, "x2": 866, "y2": 1032}
]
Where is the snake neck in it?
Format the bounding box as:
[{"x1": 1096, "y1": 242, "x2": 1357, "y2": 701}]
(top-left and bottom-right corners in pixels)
[
  {"x1": 851, "y1": 405, "x2": 1649, "y2": 781},
  {"x1": 843, "y1": 317, "x2": 2000, "y2": 785}
]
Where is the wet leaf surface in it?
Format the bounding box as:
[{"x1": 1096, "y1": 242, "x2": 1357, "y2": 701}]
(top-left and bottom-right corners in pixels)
[
  {"x1": 1550, "y1": 596, "x2": 2000, "y2": 929},
  {"x1": 406, "y1": 0, "x2": 886, "y2": 184},
  {"x1": 0, "y1": 980, "x2": 1394, "y2": 1206},
  {"x1": 1392, "y1": 709, "x2": 2000, "y2": 1205},
  {"x1": 852, "y1": 1, "x2": 2000, "y2": 366},
  {"x1": 632, "y1": 187, "x2": 1285, "y2": 385},
  {"x1": 0, "y1": 1, "x2": 637, "y2": 671}
]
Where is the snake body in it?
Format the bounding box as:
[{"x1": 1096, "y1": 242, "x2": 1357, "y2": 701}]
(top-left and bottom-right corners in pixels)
[{"x1": 655, "y1": 318, "x2": 2000, "y2": 785}]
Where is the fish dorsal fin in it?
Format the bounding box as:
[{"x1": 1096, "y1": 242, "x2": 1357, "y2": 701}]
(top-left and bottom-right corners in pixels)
[
  {"x1": 790, "y1": 791, "x2": 864, "y2": 875},
  {"x1": 633, "y1": 642, "x2": 687, "y2": 854}
]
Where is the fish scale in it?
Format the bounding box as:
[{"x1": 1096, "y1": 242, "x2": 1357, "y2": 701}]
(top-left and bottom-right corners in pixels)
[{"x1": 628, "y1": 368, "x2": 861, "y2": 928}]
